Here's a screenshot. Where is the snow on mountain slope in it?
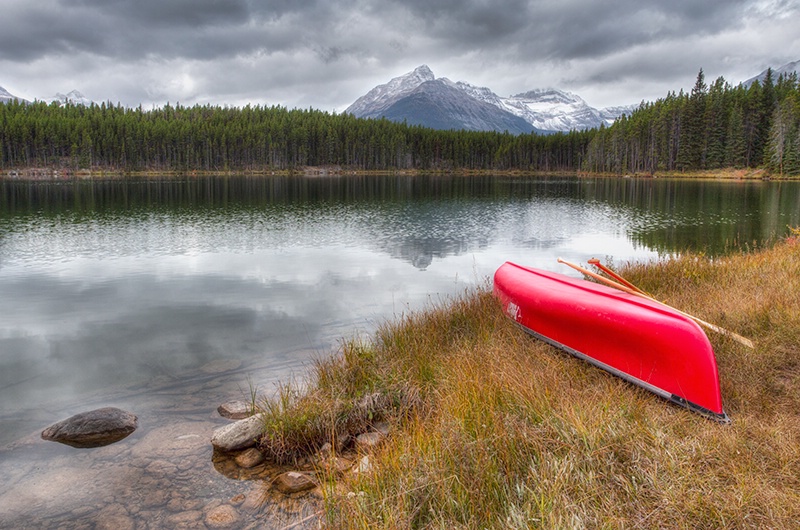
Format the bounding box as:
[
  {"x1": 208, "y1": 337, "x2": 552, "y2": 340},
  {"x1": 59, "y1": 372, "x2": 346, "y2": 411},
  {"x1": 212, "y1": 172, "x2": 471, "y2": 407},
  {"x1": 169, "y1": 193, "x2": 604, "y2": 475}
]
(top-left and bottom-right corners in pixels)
[
  {"x1": 600, "y1": 105, "x2": 639, "y2": 124},
  {"x1": 346, "y1": 65, "x2": 435, "y2": 116},
  {"x1": 377, "y1": 79, "x2": 535, "y2": 134},
  {"x1": 744, "y1": 59, "x2": 800, "y2": 87},
  {"x1": 501, "y1": 88, "x2": 605, "y2": 131},
  {"x1": 47, "y1": 90, "x2": 94, "y2": 106},
  {"x1": 348, "y1": 66, "x2": 634, "y2": 132},
  {"x1": 0, "y1": 85, "x2": 27, "y2": 104}
]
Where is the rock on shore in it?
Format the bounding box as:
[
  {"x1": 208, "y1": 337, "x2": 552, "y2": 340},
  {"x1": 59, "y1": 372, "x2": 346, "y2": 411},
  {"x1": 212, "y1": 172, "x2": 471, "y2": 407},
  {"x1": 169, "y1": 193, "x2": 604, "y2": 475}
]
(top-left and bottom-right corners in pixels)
[{"x1": 211, "y1": 413, "x2": 264, "y2": 452}]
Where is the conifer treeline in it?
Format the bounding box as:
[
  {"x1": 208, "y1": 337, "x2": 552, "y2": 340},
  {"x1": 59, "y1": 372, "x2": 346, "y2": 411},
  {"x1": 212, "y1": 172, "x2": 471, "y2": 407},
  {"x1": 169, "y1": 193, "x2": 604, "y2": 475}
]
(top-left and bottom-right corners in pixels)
[
  {"x1": 0, "y1": 69, "x2": 798, "y2": 175},
  {"x1": 0, "y1": 99, "x2": 590, "y2": 172},
  {"x1": 584, "y1": 69, "x2": 800, "y2": 176}
]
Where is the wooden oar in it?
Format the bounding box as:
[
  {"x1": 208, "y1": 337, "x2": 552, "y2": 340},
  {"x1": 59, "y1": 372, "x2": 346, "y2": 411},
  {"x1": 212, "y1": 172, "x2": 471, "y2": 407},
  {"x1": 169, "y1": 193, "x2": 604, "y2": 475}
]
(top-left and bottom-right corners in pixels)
[
  {"x1": 558, "y1": 258, "x2": 755, "y2": 349},
  {"x1": 587, "y1": 258, "x2": 648, "y2": 295}
]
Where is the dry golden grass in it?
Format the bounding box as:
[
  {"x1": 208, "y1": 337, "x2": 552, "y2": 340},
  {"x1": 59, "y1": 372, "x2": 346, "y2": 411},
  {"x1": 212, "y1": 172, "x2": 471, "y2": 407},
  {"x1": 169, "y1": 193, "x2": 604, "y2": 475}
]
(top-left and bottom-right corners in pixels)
[{"x1": 257, "y1": 233, "x2": 800, "y2": 528}]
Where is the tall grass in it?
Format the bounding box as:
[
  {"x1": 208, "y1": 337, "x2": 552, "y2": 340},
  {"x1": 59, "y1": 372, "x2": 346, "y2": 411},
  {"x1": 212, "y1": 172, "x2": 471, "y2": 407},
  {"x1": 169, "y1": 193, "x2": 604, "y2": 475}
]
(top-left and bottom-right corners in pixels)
[{"x1": 258, "y1": 235, "x2": 800, "y2": 528}]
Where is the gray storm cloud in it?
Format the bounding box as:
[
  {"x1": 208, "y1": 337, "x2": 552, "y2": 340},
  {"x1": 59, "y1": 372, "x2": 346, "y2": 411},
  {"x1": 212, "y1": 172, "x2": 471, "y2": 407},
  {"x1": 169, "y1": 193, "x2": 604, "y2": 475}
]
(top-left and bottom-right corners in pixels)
[{"x1": 0, "y1": 0, "x2": 797, "y2": 110}]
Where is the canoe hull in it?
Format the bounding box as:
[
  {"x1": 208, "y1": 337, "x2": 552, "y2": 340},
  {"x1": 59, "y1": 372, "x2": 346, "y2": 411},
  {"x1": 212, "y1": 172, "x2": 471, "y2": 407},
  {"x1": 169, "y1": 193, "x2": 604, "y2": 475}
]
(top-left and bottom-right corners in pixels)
[{"x1": 493, "y1": 262, "x2": 728, "y2": 422}]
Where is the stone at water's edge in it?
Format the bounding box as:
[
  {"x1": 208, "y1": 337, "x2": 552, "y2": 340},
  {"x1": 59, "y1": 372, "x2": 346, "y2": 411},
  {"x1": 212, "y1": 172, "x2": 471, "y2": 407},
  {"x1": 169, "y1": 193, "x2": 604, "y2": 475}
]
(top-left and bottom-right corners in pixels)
[
  {"x1": 217, "y1": 400, "x2": 252, "y2": 420},
  {"x1": 41, "y1": 407, "x2": 138, "y2": 448},
  {"x1": 211, "y1": 413, "x2": 264, "y2": 451}
]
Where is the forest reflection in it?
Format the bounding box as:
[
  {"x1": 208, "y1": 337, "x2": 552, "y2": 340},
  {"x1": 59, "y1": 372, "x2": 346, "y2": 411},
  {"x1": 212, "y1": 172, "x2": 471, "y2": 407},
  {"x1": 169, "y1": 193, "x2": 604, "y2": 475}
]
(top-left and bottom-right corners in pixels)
[{"x1": 2, "y1": 174, "x2": 798, "y2": 259}]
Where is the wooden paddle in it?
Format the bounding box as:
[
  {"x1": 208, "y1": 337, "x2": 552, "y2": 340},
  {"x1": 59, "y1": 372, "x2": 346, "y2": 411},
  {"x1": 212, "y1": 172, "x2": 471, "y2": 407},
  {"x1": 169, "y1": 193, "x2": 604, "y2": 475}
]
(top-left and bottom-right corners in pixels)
[
  {"x1": 558, "y1": 258, "x2": 755, "y2": 349},
  {"x1": 587, "y1": 258, "x2": 649, "y2": 295}
]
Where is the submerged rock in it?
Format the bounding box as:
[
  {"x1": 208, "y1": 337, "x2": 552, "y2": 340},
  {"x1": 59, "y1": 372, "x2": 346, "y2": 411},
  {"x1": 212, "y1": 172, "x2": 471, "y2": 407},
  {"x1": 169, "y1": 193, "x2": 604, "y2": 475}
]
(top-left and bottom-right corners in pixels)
[
  {"x1": 217, "y1": 400, "x2": 253, "y2": 420},
  {"x1": 234, "y1": 447, "x2": 265, "y2": 468},
  {"x1": 204, "y1": 504, "x2": 240, "y2": 528},
  {"x1": 41, "y1": 407, "x2": 138, "y2": 448},
  {"x1": 273, "y1": 471, "x2": 316, "y2": 494}
]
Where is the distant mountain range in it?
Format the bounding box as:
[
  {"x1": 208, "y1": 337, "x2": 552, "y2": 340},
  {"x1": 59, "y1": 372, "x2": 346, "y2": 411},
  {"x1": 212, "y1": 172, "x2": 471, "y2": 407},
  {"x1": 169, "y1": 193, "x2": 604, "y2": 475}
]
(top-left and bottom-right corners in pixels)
[
  {"x1": 348, "y1": 66, "x2": 539, "y2": 135},
  {"x1": 347, "y1": 60, "x2": 800, "y2": 133},
  {"x1": 0, "y1": 85, "x2": 23, "y2": 104},
  {"x1": 346, "y1": 65, "x2": 637, "y2": 134},
  {"x1": 0, "y1": 87, "x2": 93, "y2": 106},
  {"x1": 3, "y1": 59, "x2": 799, "y2": 134},
  {"x1": 744, "y1": 60, "x2": 800, "y2": 87},
  {"x1": 48, "y1": 90, "x2": 94, "y2": 106}
]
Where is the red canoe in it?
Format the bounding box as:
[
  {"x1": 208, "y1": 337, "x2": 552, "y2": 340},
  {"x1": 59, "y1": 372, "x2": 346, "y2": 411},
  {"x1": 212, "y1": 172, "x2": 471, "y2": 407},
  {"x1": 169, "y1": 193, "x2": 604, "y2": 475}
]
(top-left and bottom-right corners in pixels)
[{"x1": 493, "y1": 262, "x2": 728, "y2": 422}]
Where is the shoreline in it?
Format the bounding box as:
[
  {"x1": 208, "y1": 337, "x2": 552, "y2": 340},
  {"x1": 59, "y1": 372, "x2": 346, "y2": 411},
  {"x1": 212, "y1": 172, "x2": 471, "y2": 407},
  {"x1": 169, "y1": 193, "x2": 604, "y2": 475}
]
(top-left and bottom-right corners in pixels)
[
  {"x1": 252, "y1": 234, "x2": 800, "y2": 527},
  {"x1": 2, "y1": 165, "x2": 797, "y2": 181}
]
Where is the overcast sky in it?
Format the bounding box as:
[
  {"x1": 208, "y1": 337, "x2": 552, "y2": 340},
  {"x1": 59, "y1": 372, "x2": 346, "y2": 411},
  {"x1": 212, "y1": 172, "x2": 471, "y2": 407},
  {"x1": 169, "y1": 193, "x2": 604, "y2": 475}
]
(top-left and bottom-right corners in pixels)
[{"x1": 1, "y1": 0, "x2": 798, "y2": 111}]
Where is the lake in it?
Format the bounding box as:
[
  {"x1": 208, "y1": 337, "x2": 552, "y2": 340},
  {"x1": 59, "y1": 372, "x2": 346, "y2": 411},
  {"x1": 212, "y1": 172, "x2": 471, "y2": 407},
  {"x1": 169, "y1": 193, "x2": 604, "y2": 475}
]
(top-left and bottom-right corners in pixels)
[{"x1": 1, "y1": 174, "x2": 798, "y2": 528}]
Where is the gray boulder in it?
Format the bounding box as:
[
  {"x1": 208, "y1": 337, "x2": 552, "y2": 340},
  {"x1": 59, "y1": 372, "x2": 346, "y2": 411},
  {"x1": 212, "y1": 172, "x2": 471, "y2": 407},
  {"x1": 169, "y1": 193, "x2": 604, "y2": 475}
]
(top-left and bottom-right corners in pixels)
[
  {"x1": 211, "y1": 413, "x2": 264, "y2": 452},
  {"x1": 41, "y1": 407, "x2": 138, "y2": 448}
]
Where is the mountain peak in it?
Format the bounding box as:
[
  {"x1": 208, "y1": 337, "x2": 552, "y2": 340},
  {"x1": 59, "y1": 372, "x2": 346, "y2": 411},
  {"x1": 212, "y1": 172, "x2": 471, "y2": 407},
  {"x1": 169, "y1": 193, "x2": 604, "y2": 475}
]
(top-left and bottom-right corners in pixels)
[
  {"x1": 48, "y1": 89, "x2": 93, "y2": 106},
  {"x1": 744, "y1": 59, "x2": 799, "y2": 87},
  {"x1": 370, "y1": 78, "x2": 535, "y2": 134},
  {"x1": 347, "y1": 66, "x2": 635, "y2": 133},
  {"x1": 345, "y1": 65, "x2": 436, "y2": 116},
  {"x1": 413, "y1": 65, "x2": 434, "y2": 78}
]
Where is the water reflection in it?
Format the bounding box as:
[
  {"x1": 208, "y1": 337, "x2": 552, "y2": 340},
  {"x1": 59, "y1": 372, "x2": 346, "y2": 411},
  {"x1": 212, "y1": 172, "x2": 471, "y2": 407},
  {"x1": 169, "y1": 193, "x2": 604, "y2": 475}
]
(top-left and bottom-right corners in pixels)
[
  {"x1": 581, "y1": 178, "x2": 800, "y2": 252},
  {"x1": 1, "y1": 175, "x2": 798, "y2": 427}
]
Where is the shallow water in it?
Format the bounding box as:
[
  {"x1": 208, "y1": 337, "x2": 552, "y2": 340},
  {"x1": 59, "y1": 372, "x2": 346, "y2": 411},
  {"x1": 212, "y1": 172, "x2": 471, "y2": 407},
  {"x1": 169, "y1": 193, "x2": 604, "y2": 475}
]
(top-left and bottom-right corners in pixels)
[{"x1": 1, "y1": 174, "x2": 798, "y2": 528}]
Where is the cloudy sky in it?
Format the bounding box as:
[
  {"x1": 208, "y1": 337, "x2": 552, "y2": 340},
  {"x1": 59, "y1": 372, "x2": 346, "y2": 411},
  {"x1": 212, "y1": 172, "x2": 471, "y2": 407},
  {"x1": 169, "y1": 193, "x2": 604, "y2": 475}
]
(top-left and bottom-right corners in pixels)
[{"x1": 1, "y1": 0, "x2": 798, "y2": 111}]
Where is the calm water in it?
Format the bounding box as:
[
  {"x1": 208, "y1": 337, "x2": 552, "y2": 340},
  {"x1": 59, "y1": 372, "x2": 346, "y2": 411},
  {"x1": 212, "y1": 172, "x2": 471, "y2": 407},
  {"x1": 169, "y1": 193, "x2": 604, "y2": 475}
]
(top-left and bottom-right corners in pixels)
[{"x1": 1, "y1": 174, "x2": 798, "y2": 528}]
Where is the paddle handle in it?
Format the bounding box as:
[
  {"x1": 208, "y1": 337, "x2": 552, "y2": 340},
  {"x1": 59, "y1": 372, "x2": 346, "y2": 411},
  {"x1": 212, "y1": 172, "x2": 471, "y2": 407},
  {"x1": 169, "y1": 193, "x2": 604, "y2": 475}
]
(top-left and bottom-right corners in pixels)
[
  {"x1": 558, "y1": 258, "x2": 755, "y2": 349},
  {"x1": 588, "y1": 258, "x2": 647, "y2": 295}
]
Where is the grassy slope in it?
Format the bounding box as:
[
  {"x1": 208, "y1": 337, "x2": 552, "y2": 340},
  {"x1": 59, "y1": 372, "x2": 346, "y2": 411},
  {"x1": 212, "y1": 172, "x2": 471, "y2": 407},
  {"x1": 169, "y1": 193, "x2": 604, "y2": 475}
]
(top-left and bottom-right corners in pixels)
[{"x1": 259, "y1": 233, "x2": 800, "y2": 529}]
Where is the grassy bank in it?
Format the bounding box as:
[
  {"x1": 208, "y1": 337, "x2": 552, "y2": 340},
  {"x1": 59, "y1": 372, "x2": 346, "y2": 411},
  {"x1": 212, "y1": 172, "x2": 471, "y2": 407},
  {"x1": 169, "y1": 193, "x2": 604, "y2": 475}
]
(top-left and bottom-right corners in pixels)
[{"x1": 254, "y1": 230, "x2": 800, "y2": 528}]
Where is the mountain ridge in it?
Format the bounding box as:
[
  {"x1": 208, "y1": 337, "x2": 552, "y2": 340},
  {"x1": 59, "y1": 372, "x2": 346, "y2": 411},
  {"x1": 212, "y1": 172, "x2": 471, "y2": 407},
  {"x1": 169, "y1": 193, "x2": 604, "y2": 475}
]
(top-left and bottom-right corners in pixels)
[
  {"x1": 374, "y1": 79, "x2": 537, "y2": 135},
  {"x1": 47, "y1": 90, "x2": 94, "y2": 106},
  {"x1": 0, "y1": 85, "x2": 29, "y2": 104},
  {"x1": 0, "y1": 86, "x2": 93, "y2": 106},
  {"x1": 346, "y1": 66, "x2": 636, "y2": 133},
  {"x1": 744, "y1": 60, "x2": 800, "y2": 87}
]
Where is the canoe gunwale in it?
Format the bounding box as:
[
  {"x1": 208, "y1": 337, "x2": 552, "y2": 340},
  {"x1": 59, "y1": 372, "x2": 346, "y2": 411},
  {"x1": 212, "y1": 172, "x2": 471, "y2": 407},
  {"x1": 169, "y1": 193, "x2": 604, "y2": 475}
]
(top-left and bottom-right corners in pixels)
[
  {"x1": 494, "y1": 261, "x2": 730, "y2": 423},
  {"x1": 513, "y1": 320, "x2": 731, "y2": 424}
]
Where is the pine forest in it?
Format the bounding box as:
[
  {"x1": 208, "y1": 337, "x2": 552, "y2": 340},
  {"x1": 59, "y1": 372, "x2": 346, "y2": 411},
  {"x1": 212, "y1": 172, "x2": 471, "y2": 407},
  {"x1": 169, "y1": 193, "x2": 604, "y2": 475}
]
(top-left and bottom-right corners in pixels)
[{"x1": 1, "y1": 69, "x2": 799, "y2": 176}]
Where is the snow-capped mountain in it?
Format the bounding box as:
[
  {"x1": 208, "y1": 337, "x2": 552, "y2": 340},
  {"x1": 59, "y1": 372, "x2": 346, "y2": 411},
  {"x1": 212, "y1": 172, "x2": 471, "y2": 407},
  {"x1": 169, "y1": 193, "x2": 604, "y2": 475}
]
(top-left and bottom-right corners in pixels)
[
  {"x1": 0, "y1": 85, "x2": 27, "y2": 104},
  {"x1": 461, "y1": 84, "x2": 637, "y2": 130},
  {"x1": 346, "y1": 65, "x2": 537, "y2": 134},
  {"x1": 347, "y1": 65, "x2": 436, "y2": 117},
  {"x1": 47, "y1": 90, "x2": 94, "y2": 106},
  {"x1": 501, "y1": 88, "x2": 627, "y2": 131},
  {"x1": 375, "y1": 79, "x2": 536, "y2": 135},
  {"x1": 599, "y1": 105, "x2": 640, "y2": 124},
  {"x1": 347, "y1": 66, "x2": 635, "y2": 133},
  {"x1": 744, "y1": 60, "x2": 800, "y2": 87}
]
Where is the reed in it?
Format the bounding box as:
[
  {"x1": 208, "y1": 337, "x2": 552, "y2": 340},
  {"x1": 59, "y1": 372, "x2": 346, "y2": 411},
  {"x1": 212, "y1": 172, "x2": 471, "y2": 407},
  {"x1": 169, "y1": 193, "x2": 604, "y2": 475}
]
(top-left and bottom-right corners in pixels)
[{"x1": 259, "y1": 233, "x2": 800, "y2": 528}]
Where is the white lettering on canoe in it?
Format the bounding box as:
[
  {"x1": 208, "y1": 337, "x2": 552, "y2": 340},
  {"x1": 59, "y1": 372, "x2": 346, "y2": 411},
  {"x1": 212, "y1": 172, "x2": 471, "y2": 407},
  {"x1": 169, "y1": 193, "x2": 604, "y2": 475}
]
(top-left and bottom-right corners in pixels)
[{"x1": 507, "y1": 302, "x2": 520, "y2": 320}]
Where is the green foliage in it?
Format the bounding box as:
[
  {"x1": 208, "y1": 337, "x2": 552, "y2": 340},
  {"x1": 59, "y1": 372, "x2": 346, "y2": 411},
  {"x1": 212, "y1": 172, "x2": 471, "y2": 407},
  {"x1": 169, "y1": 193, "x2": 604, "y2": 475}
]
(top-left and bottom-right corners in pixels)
[
  {"x1": 3, "y1": 69, "x2": 798, "y2": 175},
  {"x1": 585, "y1": 69, "x2": 800, "y2": 176},
  {"x1": 0, "y1": 99, "x2": 592, "y2": 173}
]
